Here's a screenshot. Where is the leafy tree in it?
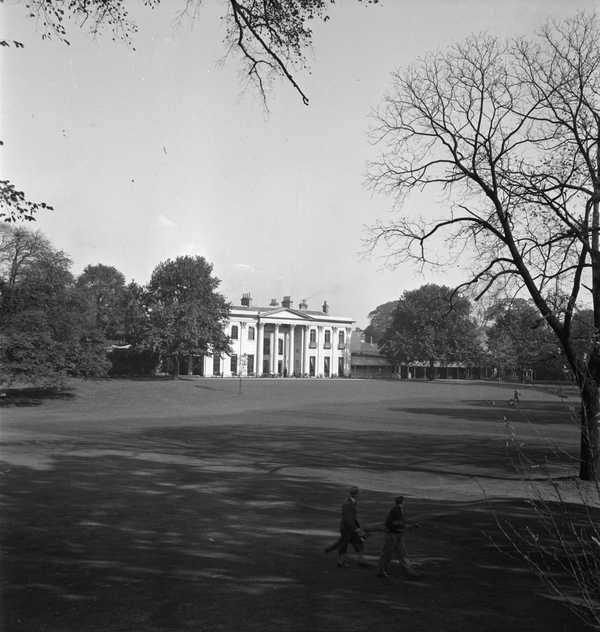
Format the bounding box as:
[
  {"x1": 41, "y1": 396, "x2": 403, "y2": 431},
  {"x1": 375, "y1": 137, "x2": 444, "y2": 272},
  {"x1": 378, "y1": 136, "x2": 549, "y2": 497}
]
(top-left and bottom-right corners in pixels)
[
  {"x1": 7, "y1": 0, "x2": 380, "y2": 219},
  {"x1": 105, "y1": 280, "x2": 158, "y2": 377},
  {"x1": 121, "y1": 280, "x2": 151, "y2": 347},
  {"x1": 5, "y1": 0, "x2": 379, "y2": 222},
  {"x1": 0, "y1": 178, "x2": 53, "y2": 223},
  {"x1": 0, "y1": 226, "x2": 109, "y2": 384},
  {"x1": 363, "y1": 300, "x2": 398, "y2": 344},
  {"x1": 21, "y1": 0, "x2": 379, "y2": 105},
  {"x1": 485, "y1": 298, "x2": 563, "y2": 380},
  {"x1": 379, "y1": 284, "x2": 480, "y2": 378},
  {"x1": 146, "y1": 255, "x2": 230, "y2": 375},
  {"x1": 368, "y1": 14, "x2": 600, "y2": 480},
  {"x1": 75, "y1": 264, "x2": 127, "y2": 341}
]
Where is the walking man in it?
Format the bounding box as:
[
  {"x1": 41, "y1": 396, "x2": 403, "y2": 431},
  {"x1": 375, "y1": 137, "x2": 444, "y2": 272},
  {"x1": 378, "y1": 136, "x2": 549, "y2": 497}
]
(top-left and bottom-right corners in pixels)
[
  {"x1": 325, "y1": 486, "x2": 368, "y2": 567},
  {"x1": 377, "y1": 495, "x2": 418, "y2": 578}
]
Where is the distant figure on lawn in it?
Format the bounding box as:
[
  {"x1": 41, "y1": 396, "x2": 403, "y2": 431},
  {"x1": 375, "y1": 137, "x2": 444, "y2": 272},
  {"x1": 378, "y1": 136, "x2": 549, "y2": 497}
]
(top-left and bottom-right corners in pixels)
[
  {"x1": 509, "y1": 389, "x2": 520, "y2": 407},
  {"x1": 377, "y1": 496, "x2": 419, "y2": 579},
  {"x1": 324, "y1": 486, "x2": 368, "y2": 567}
]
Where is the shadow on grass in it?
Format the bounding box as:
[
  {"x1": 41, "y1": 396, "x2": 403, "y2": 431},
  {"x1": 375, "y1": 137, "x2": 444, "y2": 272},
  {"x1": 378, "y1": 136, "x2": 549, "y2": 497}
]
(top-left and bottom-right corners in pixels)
[
  {"x1": 1, "y1": 440, "x2": 581, "y2": 632},
  {"x1": 0, "y1": 387, "x2": 75, "y2": 407}
]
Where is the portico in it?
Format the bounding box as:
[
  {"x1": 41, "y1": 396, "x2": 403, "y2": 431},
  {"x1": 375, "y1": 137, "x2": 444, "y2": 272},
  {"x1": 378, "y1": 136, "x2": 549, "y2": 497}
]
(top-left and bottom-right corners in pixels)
[{"x1": 204, "y1": 294, "x2": 354, "y2": 378}]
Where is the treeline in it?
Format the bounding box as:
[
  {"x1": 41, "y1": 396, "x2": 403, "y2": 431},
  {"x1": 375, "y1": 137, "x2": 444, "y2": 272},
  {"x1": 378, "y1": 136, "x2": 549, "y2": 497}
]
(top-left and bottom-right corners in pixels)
[
  {"x1": 365, "y1": 284, "x2": 594, "y2": 382},
  {"x1": 0, "y1": 226, "x2": 230, "y2": 386}
]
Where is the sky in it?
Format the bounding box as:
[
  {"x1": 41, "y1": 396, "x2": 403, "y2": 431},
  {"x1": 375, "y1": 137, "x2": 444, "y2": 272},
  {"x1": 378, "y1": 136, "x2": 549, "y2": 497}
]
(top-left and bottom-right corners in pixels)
[{"x1": 2, "y1": 0, "x2": 598, "y2": 326}]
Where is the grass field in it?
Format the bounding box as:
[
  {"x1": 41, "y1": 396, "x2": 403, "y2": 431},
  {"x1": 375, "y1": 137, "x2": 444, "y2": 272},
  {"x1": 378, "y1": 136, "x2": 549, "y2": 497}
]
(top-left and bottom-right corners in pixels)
[{"x1": 0, "y1": 377, "x2": 593, "y2": 631}]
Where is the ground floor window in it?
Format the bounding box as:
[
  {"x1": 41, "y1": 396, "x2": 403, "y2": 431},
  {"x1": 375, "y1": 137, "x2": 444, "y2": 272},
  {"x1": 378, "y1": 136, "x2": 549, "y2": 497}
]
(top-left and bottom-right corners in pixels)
[
  {"x1": 263, "y1": 358, "x2": 270, "y2": 375},
  {"x1": 324, "y1": 356, "x2": 330, "y2": 377},
  {"x1": 338, "y1": 357, "x2": 344, "y2": 376},
  {"x1": 230, "y1": 354, "x2": 238, "y2": 375},
  {"x1": 213, "y1": 355, "x2": 221, "y2": 376},
  {"x1": 247, "y1": 354, "x2": 254, "y2": 375},
  {"x1": 309, "y1": 356, "x2": 316, "y2": 377}
]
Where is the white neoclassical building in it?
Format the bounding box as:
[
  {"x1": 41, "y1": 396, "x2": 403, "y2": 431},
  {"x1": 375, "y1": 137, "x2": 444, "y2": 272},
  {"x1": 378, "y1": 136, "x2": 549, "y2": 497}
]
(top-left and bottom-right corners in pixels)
[{"x1": 203, "y1": 294, "x2": 355, "y2": 378}]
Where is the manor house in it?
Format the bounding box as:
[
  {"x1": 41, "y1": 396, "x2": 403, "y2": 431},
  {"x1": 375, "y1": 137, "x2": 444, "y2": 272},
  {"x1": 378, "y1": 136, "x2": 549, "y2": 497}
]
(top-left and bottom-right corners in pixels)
[{"x1": 204, "y1": 294, "x2": 354, "y2": 378}]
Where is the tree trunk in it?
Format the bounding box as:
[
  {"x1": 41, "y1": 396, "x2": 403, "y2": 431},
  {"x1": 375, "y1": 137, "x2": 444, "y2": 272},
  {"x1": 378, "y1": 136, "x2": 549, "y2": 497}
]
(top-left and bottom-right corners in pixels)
[
  {"x1": 583, "y1": 196, "x2": 600, "y2": 480},
  {"x1": 579, "y1": 376, "x2": 600, "y2": 481}
]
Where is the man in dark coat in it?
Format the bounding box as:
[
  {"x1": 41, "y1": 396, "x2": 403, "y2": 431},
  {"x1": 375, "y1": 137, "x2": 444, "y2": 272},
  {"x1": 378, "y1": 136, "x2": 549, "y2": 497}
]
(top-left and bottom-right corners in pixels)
[
  {"x1": 325, "y1": 486, "x2": 367, "y2": 567},
  {"x1": 377, "y1": 495, "x2": 418, "y2": 578}
]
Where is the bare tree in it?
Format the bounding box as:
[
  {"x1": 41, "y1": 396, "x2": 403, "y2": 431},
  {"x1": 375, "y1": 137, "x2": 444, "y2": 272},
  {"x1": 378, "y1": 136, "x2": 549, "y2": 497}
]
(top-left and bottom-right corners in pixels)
[{"x1": 367, "y1": 13, "x2": 600, "y2": 480}]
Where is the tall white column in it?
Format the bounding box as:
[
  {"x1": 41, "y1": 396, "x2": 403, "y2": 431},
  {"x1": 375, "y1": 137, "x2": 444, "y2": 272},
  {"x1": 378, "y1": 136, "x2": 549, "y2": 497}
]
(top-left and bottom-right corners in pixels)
[
  {"x1": 283, "y1": 328, "x2": 288, "y2": 376},
  {"x1": 345, "y1": 327, "x2": 352, "y2": 376},
  {"x1": 289, "y1": 325, "x2": 295, "y2": 376},
  {"x1": 272, "y1": 324, "x2": 280, "y2": 374},
  {"x1": 204, "y1": 354, "x2": 213, "y2": 377},
  {"x1": 239, "y1": 323, "x2": 245, "y2": 376},
  {"x1": 331, "y1": 326, "x2": 338, "y2": 377},
  {"x1": 316, "y1": 326, "x2": 322, "y2": 377},
  {"x1": 256, "y1": 323, "x2": 264, "y2": 376},
  {"x1": 303, "y1": 326, "x2": 310, "y2": 376},
  {"x1": 221, "y1": 352, "x2": 229, "y2": 377}
]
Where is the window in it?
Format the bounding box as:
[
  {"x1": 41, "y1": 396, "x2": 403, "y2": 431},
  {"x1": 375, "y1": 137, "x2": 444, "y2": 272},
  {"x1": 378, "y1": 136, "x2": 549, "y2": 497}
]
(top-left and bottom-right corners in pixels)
[
  {"x1": 309, "y1": 356, "x2": 316, "y2": 377},
  {"x1": 247, "y1": 354, "x2": 254, "y2": 375},
  {"x1": 338, "y1": 330, "x2": 345, "y2": 348},
  {"x1": 263, "y1": 337, "x2": 270, "y2": 354},
  {"x1": 324, "y1": 330, "x2": 331, "y2": 349},
  {"x1": 278, "y1": 338, "x2": 283, "y2": 355},
  {"x1": 324, "y1": 356, "x2": 330, "y2": 377},
  {"x1": 309, "y1": 329, "x2": 316, "y2": 349},
  {"x1": 231, "y1": 325, "x2": 239, "y2": 340},
  {"x1": 230, "y1": 354, "x2": 238, "y2": 375},
  {"x1": 338, "y1": 357, "x2": 345, "y2": 376},
  {"x1": 248, "y1": 326, "x2": 255, "y2": 341}
]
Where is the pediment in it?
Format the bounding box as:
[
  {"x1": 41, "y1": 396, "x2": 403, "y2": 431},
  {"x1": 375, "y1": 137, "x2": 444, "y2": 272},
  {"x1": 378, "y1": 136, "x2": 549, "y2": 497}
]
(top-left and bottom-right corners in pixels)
[{"x1": 260, "y1": 308, "x2": 314, "y2": 321}]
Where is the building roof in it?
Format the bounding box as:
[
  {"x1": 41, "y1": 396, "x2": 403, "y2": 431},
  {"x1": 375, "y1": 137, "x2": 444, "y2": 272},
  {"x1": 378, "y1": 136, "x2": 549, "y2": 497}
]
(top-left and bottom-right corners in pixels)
[
  {"x1": 229, "y1": 304, "x2": 354, "y2": 324},
  {"x1": 351, "y1": 355, "x2": 392, "y2": 367},
  {"x1": 350, "y1": 330, "x2": 383, "y2": 355}
]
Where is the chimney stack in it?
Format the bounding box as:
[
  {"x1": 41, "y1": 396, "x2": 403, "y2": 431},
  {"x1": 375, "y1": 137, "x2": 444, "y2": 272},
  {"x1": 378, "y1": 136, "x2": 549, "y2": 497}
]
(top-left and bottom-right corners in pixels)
[
  {"x1": 299, "y1": 299, "x2": 308, "y2": 310},
  {"x1": 269, "y1": 298, "x2": 279, "y2": 307},
  {"x1": 241, "y1": 292, "x2": 252, "y2": 307},
  {"x1": 322, "y1": 300, "x2": 329, "y2": 314},
  {"x1": 281, "y1": 296, "x2": 292, "y2": 309}
]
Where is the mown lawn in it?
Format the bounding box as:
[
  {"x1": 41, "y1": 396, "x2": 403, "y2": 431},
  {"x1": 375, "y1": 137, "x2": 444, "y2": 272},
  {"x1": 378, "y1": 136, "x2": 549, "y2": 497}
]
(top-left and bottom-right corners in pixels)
[{"x1": 0, "y1": 378, "x2": 590, "y2": 631}]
